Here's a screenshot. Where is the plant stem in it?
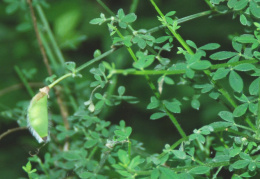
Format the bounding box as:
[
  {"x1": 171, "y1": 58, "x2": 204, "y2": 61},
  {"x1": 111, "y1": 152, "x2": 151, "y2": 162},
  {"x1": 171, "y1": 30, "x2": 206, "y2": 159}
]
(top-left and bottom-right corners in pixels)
[
  {"x1": 76, "y1": 48, "x2": 116, "y2": 72},
  {"x1": 0, "y1": 127, "x2": 27, "y2": 141},
  {"x1": 115, "y1": 29, "x2": 138, "y2": 62},
  {"x1": 147, "y1": 10, "x2": 213, "y2": 34},
  {"x1": 150, "y1": 0, "x2": 194, "y2": 54},
  {"x1": 39, "y1": 31, "x2": 59, "y2": 71},
  {"x1": 116, "y1": 27, "x2": 187, "y2": 138},
  {"x1": 130, "y1": 0, "x2": 139, "y2": 13},
  {"x1": 48, "y1": 73, "x2": 72, "y2": 89},
  {"x1": 48, "y1": 48, "x2": 116, "y2": 89},
  {"x1": 149, "y1": 0, "x2": 257, "y2": 130},
  {"x1": 128, "y1": 139, "x2": 132, "y2": 159},
  {"x1": 110, "y1": 58, "x2": 257, "y2": 76},
  {"x1": 204, "y1": 0, "x2": 215, "y2": 10},
  {"x1": 35, "y1": 4, "x2": 65, "y2": 65},
  {"x1": 158, "y1": 137, "x2": 187, "y2": 159},
  {"x1": 96, "y1": 0, "x2": 115, "y2": 16},
  {"x1": 14, "y1": 66, "x2": 34, "y2": 97}
]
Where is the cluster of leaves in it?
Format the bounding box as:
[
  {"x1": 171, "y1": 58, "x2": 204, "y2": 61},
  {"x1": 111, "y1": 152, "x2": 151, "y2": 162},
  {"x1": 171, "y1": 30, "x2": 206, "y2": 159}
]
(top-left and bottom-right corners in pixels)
[{"x1": 2, "y1": 0, "x2": 260, "y2": 178}]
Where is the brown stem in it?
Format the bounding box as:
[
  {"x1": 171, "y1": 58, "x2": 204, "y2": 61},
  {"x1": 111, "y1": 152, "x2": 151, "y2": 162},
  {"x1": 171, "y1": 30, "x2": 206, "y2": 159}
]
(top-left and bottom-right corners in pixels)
[
  {"x1": 26, "y1": 0, "x2": 70, "y2": 131},
  {"x1": 0, "y1": 82, "x2": 43, "y2": 97},
  {"x1": 27, "y1": 0, "x2": 52, "y2": 76},
  {"x1": 0, "y1": 127, "x2": 27, "y2": 141}
]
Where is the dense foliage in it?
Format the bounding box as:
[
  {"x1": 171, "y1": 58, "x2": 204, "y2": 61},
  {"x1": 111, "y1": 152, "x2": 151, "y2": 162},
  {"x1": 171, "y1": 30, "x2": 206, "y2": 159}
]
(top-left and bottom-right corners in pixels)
[{"x1": 1, "y1": 0, "x2": 260, "y2": 178}]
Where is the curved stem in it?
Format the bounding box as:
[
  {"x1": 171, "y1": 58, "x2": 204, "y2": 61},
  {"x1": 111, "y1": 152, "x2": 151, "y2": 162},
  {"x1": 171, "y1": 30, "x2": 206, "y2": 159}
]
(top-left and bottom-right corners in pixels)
[
  {"x1": 0, "y1": 127, "x2": 27, "y2": 141},
  {"x1": 48, "y1": 48, "x2": 117, "y2": 89}
]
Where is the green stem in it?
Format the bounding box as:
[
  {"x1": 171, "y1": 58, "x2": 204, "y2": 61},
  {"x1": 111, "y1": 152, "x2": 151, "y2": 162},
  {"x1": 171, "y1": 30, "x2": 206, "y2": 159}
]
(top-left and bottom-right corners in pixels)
[
  {"x1": 116, "y1": 27, "x2": 187, "y2": 138},
  {"x1": 147, "y1": 10, "x2": 213, "y2": 34},
  {"x1": 76, "y1": 48, "x2": 116, "y2": 72},
  {"x1": 213, "y1": 166, "x2": 223, "y2": 179},
  {"x1": 115, "y1": 29, "x2": 138, "y2": 62},
  {"x1": 150, "y1": 0, "x2": 194, "y2": 54},
  {"x1": 48, "y1": 48, "x2": 116, "y2": 89},
  {"x1": 14, "y1": 66, "x2": 34, "y2": 97},
  {"x1": 110, "y1": 58, "x2": 257, "y2": 76},
  {"x1": 149, "y1": 0, "x2": 256, "y2": 130},
  {"x1": 88, "y1": 146, "x2": 98, "y2": 160},
  {"x1": 204, "y1": 0, "x2": 215, "y2": 10},
  {"x1": 164, "y1": 107, "x2": 187, "y2": 138},
  {"x1": 130, "y1": 0, "x2": 139, "y2": 13},
  {"x1": 158, "y1": 137, "x2": 187, "y2": 159},
  {"x1": 96, "y1": 0, "x2": 115, "y2": 16},
  {"x1": 128, "y1": 139, "x2": 132, "y2": 159},
  {"x1": 39, "y1": 31, "x2": 59, "y2": 71},
  {"x1": 35, "y1": 4, "x2": 65, "y2": 65},
  {"x1": 48, "y1": 73, "x2": 72, "y2": 89}
]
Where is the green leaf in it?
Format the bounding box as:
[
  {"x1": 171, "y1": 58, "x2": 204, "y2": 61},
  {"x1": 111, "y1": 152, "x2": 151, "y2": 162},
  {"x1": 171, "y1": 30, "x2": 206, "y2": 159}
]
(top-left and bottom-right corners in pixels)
[
  {"x1": 93, "y1": 49, "x2": 101, "y2": 58},
  {"x1": 190, "y1": 60, "x2": 211, "y2": 70},
  {"x1": 147, "y1": 96, "x2": 160, "y2": 109},
  {"x1": 250, "y1": 1, "x2": 260, "y2": 18},
  {"x1": 249, "y1": 103, "x2": 257, "y2": 114},
  {"x1": 172, "y1": 150, "x2": 186, "y2": 159},
  {"x1": 65, "y1": 61, "x2": 76, "y2": 72},
  {"x1": 63, "y1": 151, "x2": 81, "y2": 161},
  {"x1": 191, "y1": 99, "x2": 200, "y2": 110},
  {"x1": 199, "y1": 43, "x2": 220, "y2": 50},
  {"x1": 118, "y1": 86, "x2": 125, "y2": 96},
  {"x1": 118, "y1": 149, "x2": 130, "y2": 165},
  {"x1": 54, "y1": 9, "x2": 81, "y2": 37},
  {"x1": 228, "y1": 0, "x2": 248, "y2": 10},
  {"x1": 240, "y1": 152, "x2": 252, "y2": 160},
  {"x1": 45, "y1": 75, "x2": 57, "y2": 83},
  {"x1": 210, "y1": 51, "x2": 237, "y2": 60},
  {"x1": 151, "y1": 169, "x2": 160, "y2": 179},
  {"x1": 128, "y1": 155, "x2": 144, "y2": 169},
  {"x1": 213, "y1": 68, "x2": 230, "y2": 80},
  {"x1": 188, "y1": 166, "x2": 210, "y2": 174},
  {"x1": 133, "y1": 36, "x2": 146, "y2": 49},
  {"x1": 155, "y1": 36, "x2": 170, "y2": 43},
  {"x1": 159, "y1": 167, "x2": 178, "y2": 178},
  {"x1": 163, "y1": 100, "x2": 181, "y2": 113},
  {"x1": 122, "y1": 13, "x2": 137, "y2": 23},
  {"x1": 218, "y1": 111, "x2": 234, "y2": 123},
  {"x1": 165, "y1": 11, "x2": 176, "y2": 17},
  {"x1": 236, "y1": 35, "x2": 258, "y2": 44},
  {"x1": 90, "y1": 18, "x2": 103, "y2": 25},
  {"x1": 26, "y1": 161, "x2": 32, "y2": 172},
  {"x1": 186, "y1": 40, "x2": 197, "y2": 49},
  {"x1": 150, "y1": 112, "x2": 167, "y2": 120},
  {"x1": 234, "y1": 63, "x2": 255, "y2": 71},
  {"x1": 248, "y1": 162, "x2": 257, "y2": 171},
  {"x1": 249, "y1": 78, "x2": 260, "y2": 96},
  {"x1": 84, "y1": 139, "x2": 98, "y2": 148},
  {"x1": 233, "y1": 103, "x2": 248, "y2": 117},
  {"x1": 164, "y1": 76, "x2": 174, "y2": 85},
  {"x1": 232, "y1": 160, "x2": 250, "y2": 169},
  {"x1": 229, "y1": 71, "x2": 243, "y2": 93},
  {"x1": 240, "y1": 14, "x2": 247, "y2": 26},
  {"x1": 230, "y1": 148, "x2": 241, "y2": 157},
  {"x1": 79, "y1": 172, "x2": 93, "y2": 178}
]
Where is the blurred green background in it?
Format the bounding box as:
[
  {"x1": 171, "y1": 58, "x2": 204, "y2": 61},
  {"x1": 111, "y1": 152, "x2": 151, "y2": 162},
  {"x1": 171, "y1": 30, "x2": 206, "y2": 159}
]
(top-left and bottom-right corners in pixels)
[{"x1": 0, "y1": 0, "x2": 242, "y2": 178}]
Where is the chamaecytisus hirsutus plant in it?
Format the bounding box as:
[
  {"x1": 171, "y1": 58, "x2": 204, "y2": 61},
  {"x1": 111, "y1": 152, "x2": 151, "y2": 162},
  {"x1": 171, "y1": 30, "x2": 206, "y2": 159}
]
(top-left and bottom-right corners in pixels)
[{"x1": 1, "y1": 0, "x2": 260, "y2": 178}]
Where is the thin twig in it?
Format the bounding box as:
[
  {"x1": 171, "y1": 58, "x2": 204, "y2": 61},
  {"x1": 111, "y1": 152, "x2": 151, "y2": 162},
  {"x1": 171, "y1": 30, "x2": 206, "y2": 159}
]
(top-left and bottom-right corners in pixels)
[
  {"x1": 0, "y1": 82, "x2": 43, "y2": 97},
  {"x1": 27, "y1": 0, "x2": 52, "y2": 76},
  {"x1": 26, "y1": 0, "x2": 70, "y2": 130},
  {"x1": 0, "y1": 127, "x2": 27, "y2": 141}
]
